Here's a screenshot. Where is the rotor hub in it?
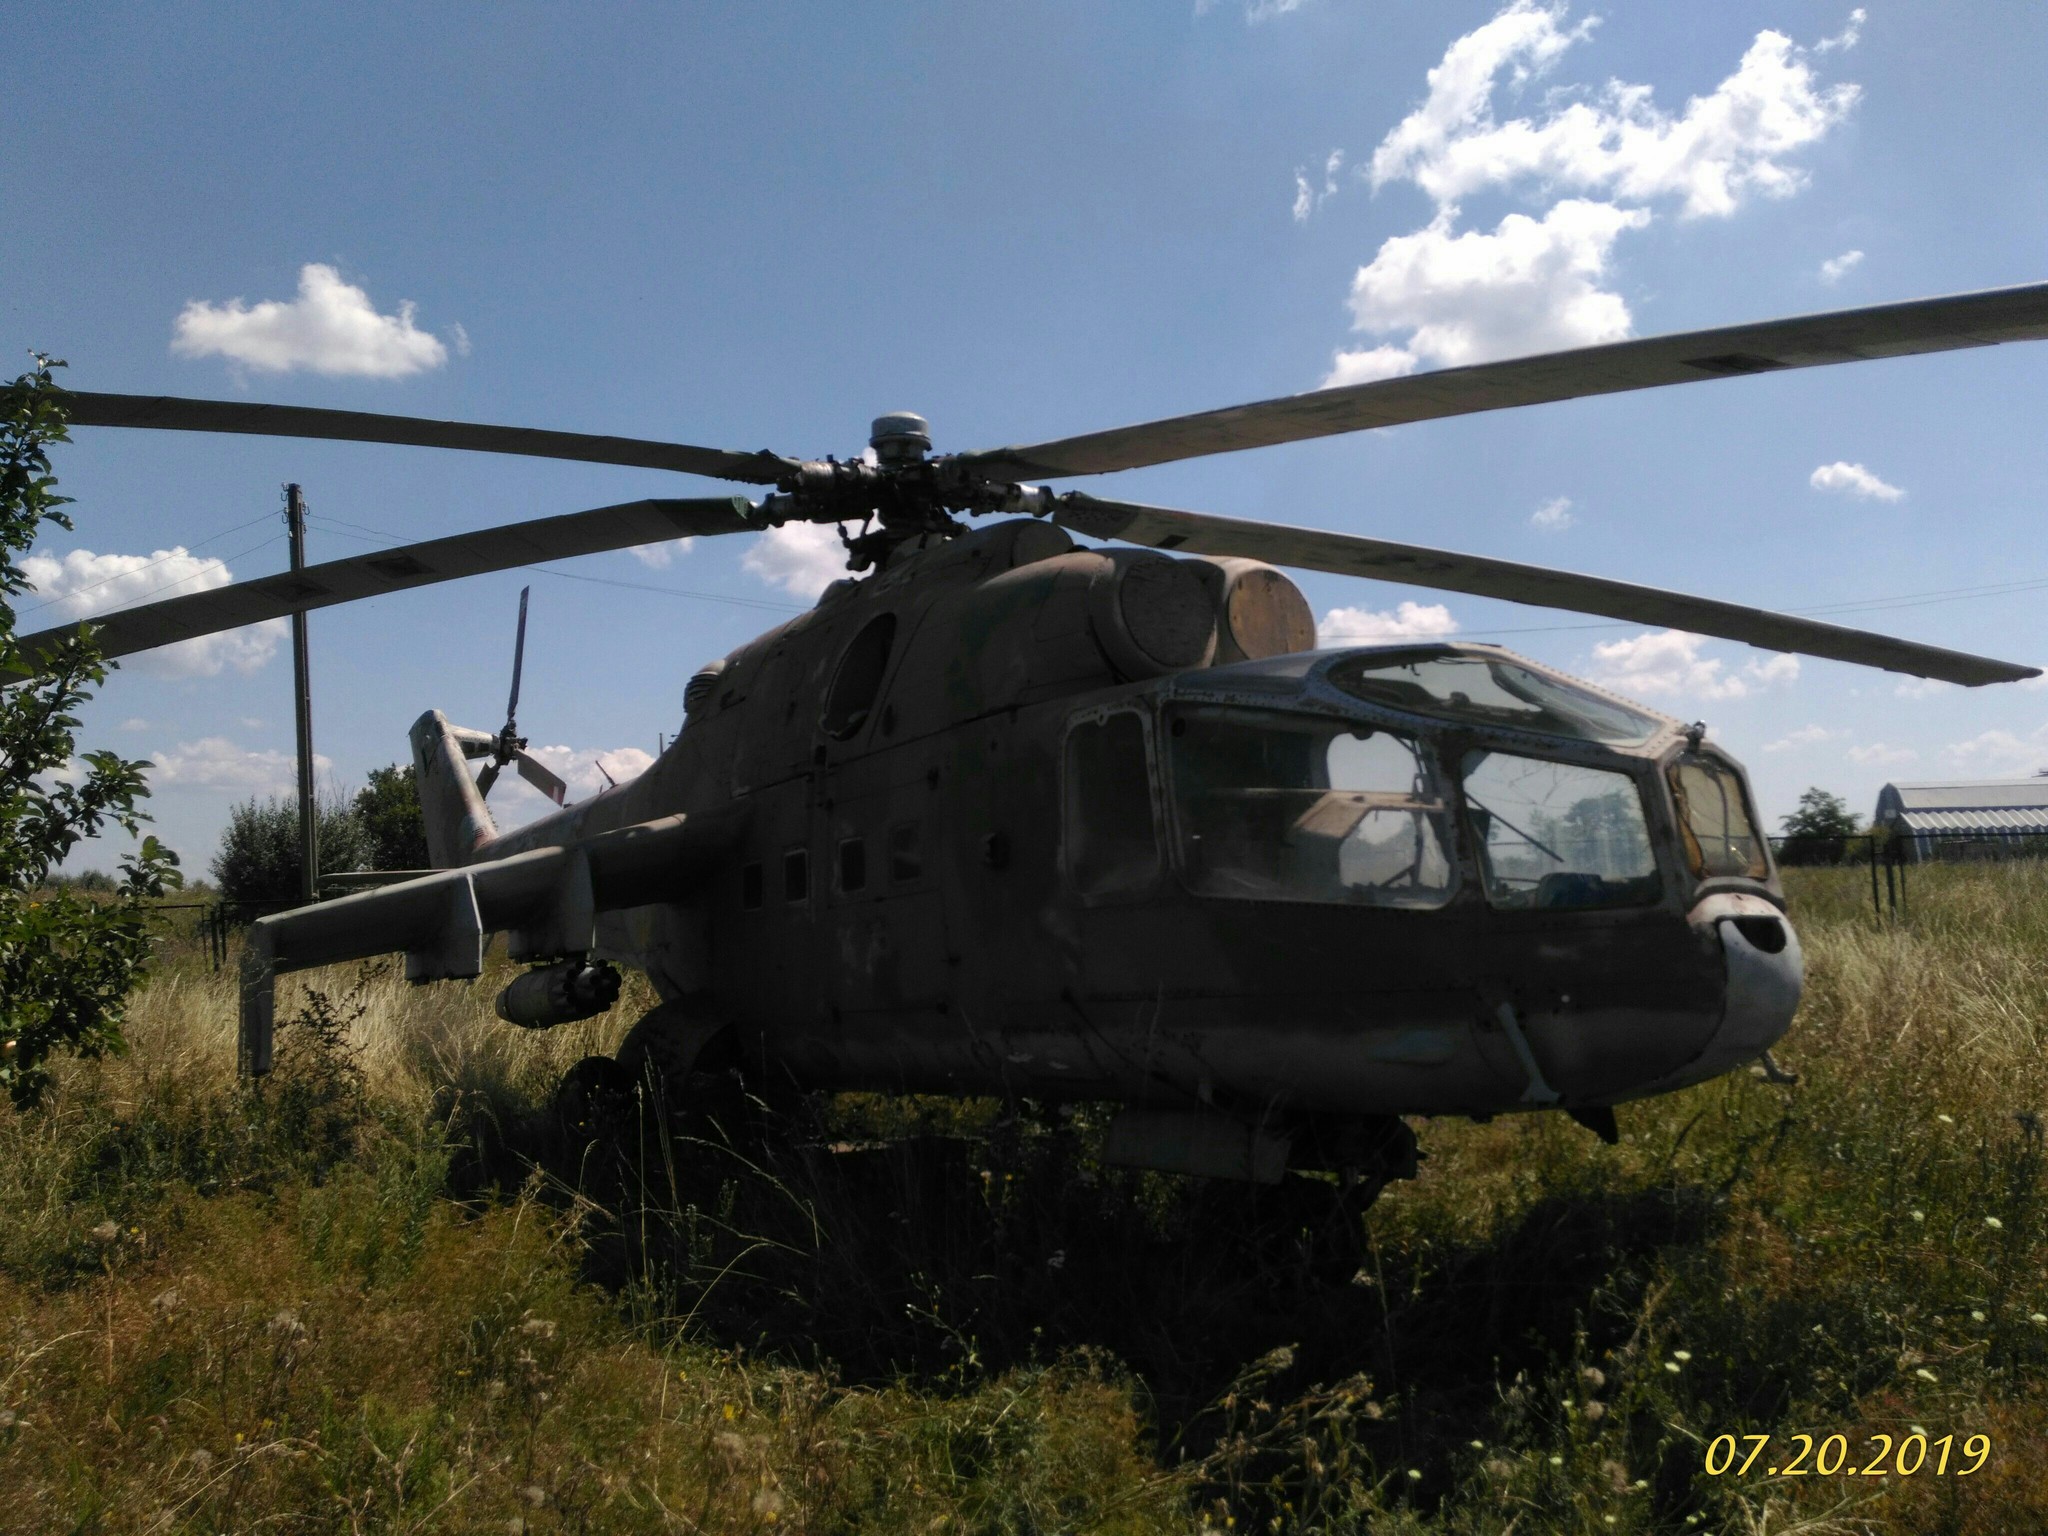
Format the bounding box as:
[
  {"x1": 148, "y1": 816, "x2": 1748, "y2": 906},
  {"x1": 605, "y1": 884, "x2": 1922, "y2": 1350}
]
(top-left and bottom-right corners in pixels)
[{"x1": 869, "y1": 411, "x2": 932, "y2": 465}]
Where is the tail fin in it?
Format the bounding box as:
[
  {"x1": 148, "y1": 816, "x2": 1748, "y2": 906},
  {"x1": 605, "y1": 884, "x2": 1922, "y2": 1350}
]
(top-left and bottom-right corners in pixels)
[{"x1": 410, "y1": 709, "x2": 499, "y2": 867}]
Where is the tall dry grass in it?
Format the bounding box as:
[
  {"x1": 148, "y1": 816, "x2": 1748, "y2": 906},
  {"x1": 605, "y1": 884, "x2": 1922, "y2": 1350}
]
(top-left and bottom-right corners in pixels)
[{"x1": 0, "y1": 863, "x2": 2044, "y2": 1532}]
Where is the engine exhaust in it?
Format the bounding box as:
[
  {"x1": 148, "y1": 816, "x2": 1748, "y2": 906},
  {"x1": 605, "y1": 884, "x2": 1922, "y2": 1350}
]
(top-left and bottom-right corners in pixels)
[{"x1": 496, "y1": 959, "x2": 622, "y2": 1029}]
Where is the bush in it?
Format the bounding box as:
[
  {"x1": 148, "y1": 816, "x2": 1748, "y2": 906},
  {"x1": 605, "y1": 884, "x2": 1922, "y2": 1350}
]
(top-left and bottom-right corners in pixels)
[
  {"x1": 209, "y1": 789, "x2": 367, "y2": 908},
  {"x1": 353, "y1": 763, "x2": 429, "y2": 871}
]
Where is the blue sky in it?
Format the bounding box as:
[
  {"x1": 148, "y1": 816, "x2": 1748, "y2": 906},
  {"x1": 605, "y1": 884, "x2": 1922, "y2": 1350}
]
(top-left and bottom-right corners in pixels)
[{"x1": 8, "y1": 1, "x2": 2048, "y2": 875}]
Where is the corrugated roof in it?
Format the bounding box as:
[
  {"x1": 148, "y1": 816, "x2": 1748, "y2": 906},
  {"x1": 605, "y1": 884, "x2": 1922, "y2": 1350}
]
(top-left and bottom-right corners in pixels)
[
  {"x1": 1896, "y1": 809, "x2": 2048, "y2": 835},
  {"x1": 1884, "y1": 778, "x2": 2048, "y2": 811}
]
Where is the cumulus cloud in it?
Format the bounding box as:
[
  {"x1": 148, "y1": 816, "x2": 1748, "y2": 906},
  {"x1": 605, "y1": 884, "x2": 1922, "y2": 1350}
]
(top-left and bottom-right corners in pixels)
[
  {"x1": 1323, "y1": 4, "x2": 1857, "y2": 382},
  {"x1": 148, "y1": 737, "x2": 330, "y2": 797},
  {"x1": 627, "y1": 538, "x2": 697, "y2": 570},
  {"x1": 1815, "y1": 7, "x2": 1866, "y2": 53},
  {"x1": 119, "y1": 717, "x2": 148, "y2": 732},
  {"x1": 171, "y1": 263, "x2": 451, "y2": 378},
  {"x1": 1810, "y1": 461, "x2": 1904, "y2": 501},
  {"x1": 1585, "y1": 629, "x2": 1797, "y2": 702},
  {"x1": 21, "y1": 546, "x2": 284, "y2": 677},
  {"x1": 1317, "y1": 600, "x2": 1460, "y2": 646},
  {"x1": 1530, "y1": 495, "x2": 1575, "y2": 530},
  {"x1": 742, "y1": 523, "x2": 849, "y2": 599},
  {"x1": 1762, "y1": 724, "x2": 1843, "y2": 752},
  {"x1": 1819, "y1": 248, "x2": 1864, "y2": 283},
  {"x1": 1943, "y1": 726, "x2": 2048, "y2": 777}
]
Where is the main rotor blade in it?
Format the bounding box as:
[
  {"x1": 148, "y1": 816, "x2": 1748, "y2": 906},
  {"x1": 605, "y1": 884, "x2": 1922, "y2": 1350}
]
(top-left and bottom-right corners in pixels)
[
  {"x1": 1055, "y1": 493, "x2": 2041, "y2": 688},
  {"x1": 64, "y1": 392, "x2": 800, "y2": 485},
  {"x1": 5, "y1": 496, "x2": 757, "y2": 676},
  {"x1": 961, "y1": 283, "x2": 2048, "y2": 481}
]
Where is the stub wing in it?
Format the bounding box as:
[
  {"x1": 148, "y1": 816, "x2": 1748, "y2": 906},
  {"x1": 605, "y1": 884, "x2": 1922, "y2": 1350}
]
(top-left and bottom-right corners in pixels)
[{"x1": 237, "y1": 808, "x2": 745, "y2": 1074}]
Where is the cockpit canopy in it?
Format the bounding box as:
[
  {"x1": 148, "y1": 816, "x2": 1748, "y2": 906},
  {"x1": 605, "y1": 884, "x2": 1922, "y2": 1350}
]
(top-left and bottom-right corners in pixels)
[{"x1": 1325, "y1": 647, "x2": 1665, "y2": 746}]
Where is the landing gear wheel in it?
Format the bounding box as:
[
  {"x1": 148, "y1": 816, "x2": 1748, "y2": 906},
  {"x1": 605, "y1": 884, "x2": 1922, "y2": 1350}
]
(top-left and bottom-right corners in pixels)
[{"x1": 553, "y1": 1053, "x2": 636, "y2": 1144}]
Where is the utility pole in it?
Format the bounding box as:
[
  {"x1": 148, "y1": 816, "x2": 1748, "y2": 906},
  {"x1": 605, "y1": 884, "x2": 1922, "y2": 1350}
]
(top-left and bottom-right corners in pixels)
[{"x1": 285, "y1": 484, "x2": 318, "y2": 904}]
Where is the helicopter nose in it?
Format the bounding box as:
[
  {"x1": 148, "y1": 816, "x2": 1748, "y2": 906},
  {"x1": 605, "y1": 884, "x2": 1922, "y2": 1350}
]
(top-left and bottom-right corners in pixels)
[{"x1": 1690, "y1": 892, "x2": 1804, "y2": 1074}]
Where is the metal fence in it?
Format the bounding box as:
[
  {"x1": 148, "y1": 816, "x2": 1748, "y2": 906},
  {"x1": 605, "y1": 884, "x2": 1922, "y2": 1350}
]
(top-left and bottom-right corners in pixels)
[{"x1": 1769, "y1": 827, "x2": 2048, "y2": 920}]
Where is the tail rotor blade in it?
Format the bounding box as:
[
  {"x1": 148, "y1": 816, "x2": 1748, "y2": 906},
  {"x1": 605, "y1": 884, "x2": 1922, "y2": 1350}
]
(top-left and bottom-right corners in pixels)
[
  {"x1": 476, "y1": 761, "x2": 502, "y2": 800},
  {"x1": 506, "y1": 586, "x2": 530, "y2": 729},
  {"x1": 516, "y1": 751, "x2": 568, "y2": 807}
]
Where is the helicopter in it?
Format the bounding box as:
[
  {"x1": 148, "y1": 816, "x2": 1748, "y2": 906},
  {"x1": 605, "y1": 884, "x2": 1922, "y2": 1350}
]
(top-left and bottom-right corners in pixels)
[{"x1": 14, "y1": 281, "x2": 2048, "y2": 1191}]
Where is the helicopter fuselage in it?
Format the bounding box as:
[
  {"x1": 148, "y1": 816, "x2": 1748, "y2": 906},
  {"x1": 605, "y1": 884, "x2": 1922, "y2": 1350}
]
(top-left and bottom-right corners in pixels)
[{"x1": 460, "y1": 517, "x2": 1800, "y2": 1134}]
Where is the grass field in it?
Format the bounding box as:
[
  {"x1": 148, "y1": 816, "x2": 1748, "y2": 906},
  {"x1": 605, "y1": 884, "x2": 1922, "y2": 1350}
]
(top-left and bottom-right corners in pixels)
[{"x1": 1, "y1": 863, "x2": 2044, "y2": 1534}]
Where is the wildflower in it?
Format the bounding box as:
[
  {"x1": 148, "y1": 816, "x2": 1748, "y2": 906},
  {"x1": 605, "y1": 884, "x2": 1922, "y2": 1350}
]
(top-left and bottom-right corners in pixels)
[
  {"x1": 1971, "y1": 1310, "x2": 1987, "y2": 1323},
  {"x1": 723, "y1": 1403, "x2": 737, "y2": 1421},
  {"x1": 89, "y1": 1221, "x2": 118, "y2": 1246},
  {"x1": 520, "y1": 1316, "x2": 557, "y2": 1339},
  {"x1": 1910, "y1": 1424, "x2": 1927, "y2": 1437},
  {"x1": 1584, "y1": 1400, "x2": 1607, "y2": 1422},
  {"x1": 2030, "y1": 1313, "x2": 2046, "y2": 1325},
  {"x1": 1663, "y1": 1362, "x2": 1682, "y2": 1374},
  {"x1": 1484, "y1": 1459, "x2": 1514, "y2": 1479},
  {"x1": 1606, "y1": 1519, "x2": 1618, "y2": 1527},
  {"x1": 1633, "y1": 1479, "x2": 1650, "y2": 1490},
  {"x1": 1910, "y1": 1210, "x2": 1925, "y2": 1223},
  {"x1": 1985, "y1": 1216, "x2": 2005, "y2": 1231},
  {"x1": 1915, "y1": 1368, "x2": 1938, "y2": 1383},
  {"x1": 521, "y1": 1485, "x2": 546, "y2": 1509},
  {"x1": 1469, "y1": 1440, "x2": 1485, "y2": 1451},
  {"x1": 1582, "y1": 1367, "x2": 1606, "y2": 1390},
  {"x1": 1673, "y1": 1350, "x2": 1692, "y2": 1362},
  {"x1": 189, "y1": 1450, "x2": 214, "y2": 1472},
  {"x1": 1549, "y1": 1455, "x2": 1564, "y2": 1466},
  {"x1": 1406, "y1": 1469, "x2": 1422, "y2": 1481}
]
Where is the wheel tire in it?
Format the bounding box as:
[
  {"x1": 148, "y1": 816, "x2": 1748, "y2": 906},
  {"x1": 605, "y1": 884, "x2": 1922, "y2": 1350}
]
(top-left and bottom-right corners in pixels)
[{"x1": 553, "y1": 1053, "x2": 636, "y2": 1143}]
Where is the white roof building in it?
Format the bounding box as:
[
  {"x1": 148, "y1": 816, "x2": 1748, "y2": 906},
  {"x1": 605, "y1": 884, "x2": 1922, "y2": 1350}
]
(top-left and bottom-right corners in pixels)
[{"x1": 1874, "y1": 776, "x2": 2048, "y2": 856}]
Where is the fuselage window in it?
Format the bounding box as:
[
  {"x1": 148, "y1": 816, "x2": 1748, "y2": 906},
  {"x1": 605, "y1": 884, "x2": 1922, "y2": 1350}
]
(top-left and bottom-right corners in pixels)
[
  {"x1": 839, "y1": 836, "x2": 868, "y2": 893},
  {"x1": 1064, "y1": 711, "x2": 1161, "y2": 898},
  {"x1": 888, "y1": 822, "x2": 922, "y2": 883},
  {"x1": 1459, "y1": 750, "x2": 1660, "y2": 911},
  {"x1": 821, "y1": 613, "x2": 898, "y2": 739},
  {"x1": 740, "y1": 861, "x2": 764, "y2": 911},
  {"x1": 1669, "y1": 753, "x2": 1770, "y2": 879},
  {"x1": 1165, "y1": 706, "x2": 1454, "y2": 907},
  {"x1": 784, "y1": 848, "x2": 810, "y2": 904}
]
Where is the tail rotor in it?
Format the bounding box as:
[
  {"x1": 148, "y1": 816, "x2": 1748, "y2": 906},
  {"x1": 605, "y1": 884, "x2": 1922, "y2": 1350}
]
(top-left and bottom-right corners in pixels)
[{"x1": 477, "y1": 587, "x2": 569, "y2": 807}]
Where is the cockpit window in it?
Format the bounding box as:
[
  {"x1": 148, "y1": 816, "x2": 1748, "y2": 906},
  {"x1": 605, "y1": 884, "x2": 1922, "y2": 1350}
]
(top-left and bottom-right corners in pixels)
[
  {"x1": 1328, "y1": 650, "x2": 1661, "y2": 745},
  {"x1": 1167, "y1": 707, "x2": 1456, "y2": 907},
  {"x1": 1669, "y1": 753, "x2": 1770, "y2": 879},
  {"x1": 1065, "y1": 712, "x2": 1161, "y2": 898},
  {"x1": 1460, "y1": 750, "x2": 1661, "y2": 911}
]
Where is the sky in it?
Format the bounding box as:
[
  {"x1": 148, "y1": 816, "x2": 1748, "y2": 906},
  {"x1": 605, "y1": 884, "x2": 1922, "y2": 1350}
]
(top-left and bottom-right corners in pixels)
[{"x1": 7, "y1": 1, "x2": 2048, "y2": 876}]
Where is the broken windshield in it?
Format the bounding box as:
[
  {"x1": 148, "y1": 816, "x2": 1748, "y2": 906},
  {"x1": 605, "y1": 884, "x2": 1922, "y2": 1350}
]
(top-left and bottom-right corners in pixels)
[
  {"x1": 1166, "y1": 706, "x2": 1456, "y2": 907},
  {"x1": 1327, "y1": 650, "x2": 1662, "y2": 745}
]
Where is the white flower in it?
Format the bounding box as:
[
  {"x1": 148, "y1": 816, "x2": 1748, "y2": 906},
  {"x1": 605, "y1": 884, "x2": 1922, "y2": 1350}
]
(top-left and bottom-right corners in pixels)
[
  {"x1": 1985, "y1": 1216, "x2": 2005, "y2": 1231},
  {"x1": 1938, "y1": 1113, "x2": 1955, "y2": 1124},
  {"x1": 1663, "y1": 1361, "x2": 1682, "y2": 1374},
  {"x1": 1971, "y1": 1310, "x2": 1987, "y2": 1323},
  {"x1": 1672, "y1": 1350, "x2": 1692, "y2": 1361},
  {"x1": 1915, "y1": 1368, "x2": 1938, "y2": 1382},
  {"x1": 1910, "y1": 1210, "x2": 1925, "y2": 1223}
]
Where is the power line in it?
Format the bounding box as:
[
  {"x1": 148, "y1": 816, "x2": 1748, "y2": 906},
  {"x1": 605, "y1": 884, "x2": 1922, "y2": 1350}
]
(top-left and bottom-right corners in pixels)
[{"x1": 17, "y1": 509, "x2": 281, "y2": 615}]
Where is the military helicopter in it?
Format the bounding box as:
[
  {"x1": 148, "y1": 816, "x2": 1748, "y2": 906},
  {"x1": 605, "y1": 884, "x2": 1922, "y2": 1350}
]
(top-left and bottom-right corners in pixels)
[{"x1": 17, "y1": 283, "x2": 2048, "y2": 1189}]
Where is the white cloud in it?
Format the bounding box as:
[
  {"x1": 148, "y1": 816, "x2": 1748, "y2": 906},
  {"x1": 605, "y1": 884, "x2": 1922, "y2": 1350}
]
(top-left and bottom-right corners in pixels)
[
  {"x1": 1810, "y1": 460, "x2": 1904, "y2": 501},
  {"x1": 171, "y1": 263, "x2": 450, "y2": 378},
  {"x1": 2021, "y1": 672, "x2": 2048, "y2": 692},
  {"x1": 1762, "y1": 724, "x2": 1842, "y2": 752},
  {"x1": 1943, "y1": 726, "x2": 2048, "y2": 777},
  {"x1": 1325, "y1": 4, "x2": 1856, "y2": 383},
  {"x1": 1369, "y1": 7, "x2": 1858, "y2": 218},
  {"x1": 742, "y1": 523, "x2": 849, "y2": 599},
  {"x1": 1530, "y1": 495, "x2": 1575, "y2": 531},
  {"x1": 1819, "y1": 248, "x2": 1864, "y2": 283},
  {"x1": 1815, "y1": 7, "x2": 1866, "y2": 54},
  {"x1": 1893, "y1": 676, "x2": 1954, "y2": 700},
  {"x1": 119, "y1": 717, "x2": 148, "y2": 732},
  {"x1": 1586, "y1": 629, "x2": 1798, "y2": 702},
  {"x1": 21, "y1": 546, "x2": 285, "y2": 677},
  {"x1": 1324, "y1": 201, "x2": 1647, "y2": 384},
  {"x1": 148, "y1": 737, "x2": 331, "y2": 797},
  {"x1": 627, "y1": 537, "x2": 697, "y2": 570},
  {"x1": 1848, "y1": 741, "x2": 1918, "y2": 767},
  {"x1": 1317, "y1": 600, "x2": 1459, "y2": 646},
  {"x1": 1292, "y1": 150, "x2": 1346, "y2": 222}
]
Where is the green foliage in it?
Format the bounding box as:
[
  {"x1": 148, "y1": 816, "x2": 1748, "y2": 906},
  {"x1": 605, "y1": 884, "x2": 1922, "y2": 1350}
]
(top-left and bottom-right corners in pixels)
[
  {"x1": 352, "y1": 761, "x2": 429, "y2": 870},
  {"x1": 1778, "y1": 785, "x2": 1863, "y2": 866},
  {"x1": 208, "y1": 788, "x2": 367, "y2": 906},
  {"x1": 0, "y1": 357, "x2": 179, "y2": 1108}
]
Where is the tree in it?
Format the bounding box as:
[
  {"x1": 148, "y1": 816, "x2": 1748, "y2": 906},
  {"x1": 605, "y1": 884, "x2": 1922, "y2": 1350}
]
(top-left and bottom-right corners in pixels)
[
  {"x1": 353, "y1": 763, "x2": 429, "y2": 870},
  {"x1": 210, "y1": 789, "x2": 368, "y2": 908},
  {"x1": 0, "y1": 359, "x2": 180, "y2": 1107},
  {"x1": 1778, "y1": 786, "x2": 1861, "y2": 866}
]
